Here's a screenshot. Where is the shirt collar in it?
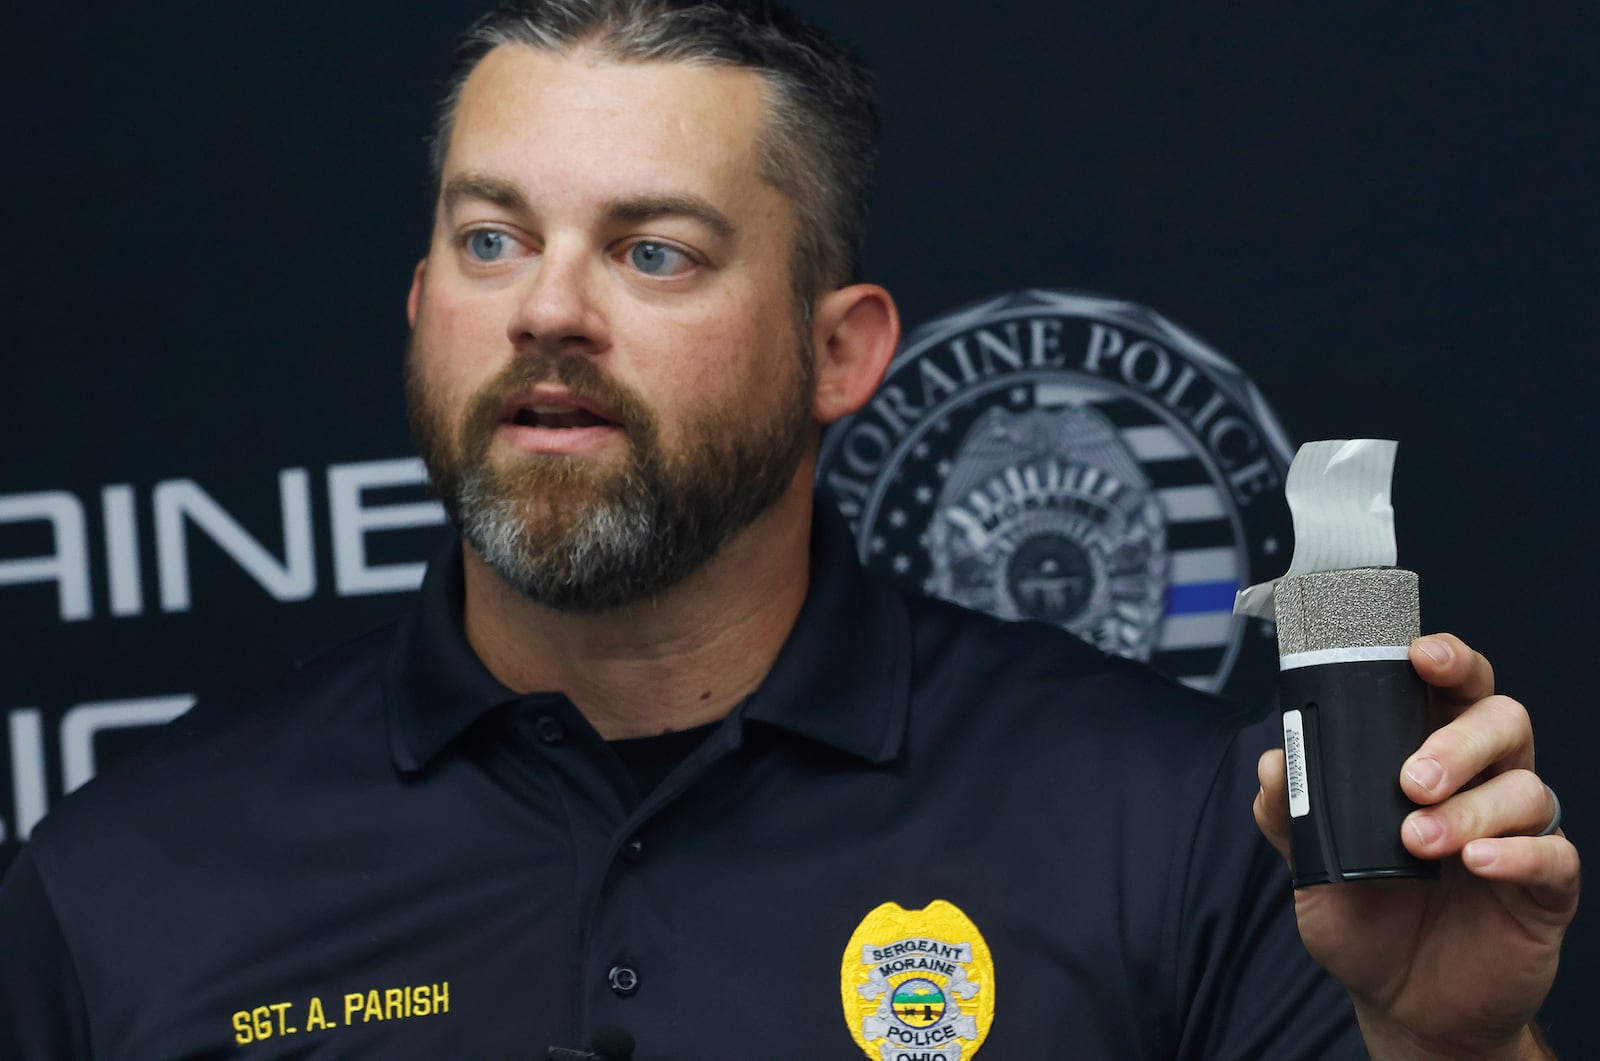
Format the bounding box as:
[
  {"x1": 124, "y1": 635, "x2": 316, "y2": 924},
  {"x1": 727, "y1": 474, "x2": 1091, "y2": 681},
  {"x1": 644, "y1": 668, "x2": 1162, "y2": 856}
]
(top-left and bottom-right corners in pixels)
[
  {"x1": 732, "y1": 499, "x2": 910, "y2": 763},
  {"x1": 384, "y1": 495, "x2": 911, "y2": 772},
  {"x1": 383, "y1": 530, "x2": 518, "y2": 772}
]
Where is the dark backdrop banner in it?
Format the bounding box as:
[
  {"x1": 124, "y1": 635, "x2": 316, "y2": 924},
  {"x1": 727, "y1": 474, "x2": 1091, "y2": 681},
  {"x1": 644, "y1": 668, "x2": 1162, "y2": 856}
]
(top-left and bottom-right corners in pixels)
[{"x1": 5, "y1": 2, "x2": 1596, "y2": 1052}]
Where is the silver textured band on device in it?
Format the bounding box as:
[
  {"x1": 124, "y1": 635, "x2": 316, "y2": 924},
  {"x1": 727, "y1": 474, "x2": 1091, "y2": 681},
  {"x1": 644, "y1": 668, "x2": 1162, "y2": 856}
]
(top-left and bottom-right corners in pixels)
[{"x1": 1537, "y1": 785, "x2": 1563, "y2": 837}]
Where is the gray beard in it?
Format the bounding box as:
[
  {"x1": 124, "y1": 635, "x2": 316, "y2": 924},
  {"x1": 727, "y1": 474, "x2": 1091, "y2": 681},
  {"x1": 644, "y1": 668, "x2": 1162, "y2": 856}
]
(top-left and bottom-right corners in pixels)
[
  {"x1": 434, "y1": 388, "x2": 812, "y2": 613},
  {"x1": 406, "y1": 323, "x2": 815, "y2": 613},
  {"x1": 454, "y1": 462, "x2": 669, "y2": 612}
]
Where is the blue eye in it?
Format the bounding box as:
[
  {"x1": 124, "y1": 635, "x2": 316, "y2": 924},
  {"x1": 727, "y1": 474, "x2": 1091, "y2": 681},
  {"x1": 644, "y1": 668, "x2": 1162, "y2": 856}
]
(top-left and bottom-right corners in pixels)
[
  {"x1": 628, "y1": 241, "x2": 689, "y2": 276},
  {"x1": 466, "y1": 230, "x2": 509, "y2": 261}
]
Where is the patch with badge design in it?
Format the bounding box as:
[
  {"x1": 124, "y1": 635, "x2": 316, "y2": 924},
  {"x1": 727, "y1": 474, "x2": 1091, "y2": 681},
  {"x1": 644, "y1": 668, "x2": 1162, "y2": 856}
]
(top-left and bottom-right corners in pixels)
[
  {"x1": 817, "y1": 288, "x2": 1295, "y2": 705},
  {"x1": 841, "y1": 900, "x2": 995, "y2": 1060}
]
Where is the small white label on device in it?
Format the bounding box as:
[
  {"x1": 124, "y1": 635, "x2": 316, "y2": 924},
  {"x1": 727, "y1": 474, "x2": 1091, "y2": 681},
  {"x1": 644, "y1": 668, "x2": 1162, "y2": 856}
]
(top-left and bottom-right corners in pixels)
[{"x1": 1283, "y1": 709, "x2": 1311, "y2": 818}]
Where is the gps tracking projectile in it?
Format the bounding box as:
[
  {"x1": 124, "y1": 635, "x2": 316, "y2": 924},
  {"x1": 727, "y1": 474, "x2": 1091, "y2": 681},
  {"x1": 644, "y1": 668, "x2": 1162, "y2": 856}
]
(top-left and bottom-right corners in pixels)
[{"x1": 1236, "y1": 440, "x2": 1436, "y2": 886}]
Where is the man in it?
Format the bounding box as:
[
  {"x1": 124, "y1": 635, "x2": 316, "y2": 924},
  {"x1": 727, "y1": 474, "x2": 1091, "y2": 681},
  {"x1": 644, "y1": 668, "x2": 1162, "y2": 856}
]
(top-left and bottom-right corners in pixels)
[{"x1": 0, "y1": 1, "x2": 1577, "y2": 1057}]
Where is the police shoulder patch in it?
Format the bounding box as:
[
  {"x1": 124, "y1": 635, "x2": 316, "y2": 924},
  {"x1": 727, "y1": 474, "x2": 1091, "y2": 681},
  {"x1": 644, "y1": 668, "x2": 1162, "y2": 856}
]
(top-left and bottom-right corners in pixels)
[{"x1": 841, "y1": 900, "x2": 995, "y2": 1061}]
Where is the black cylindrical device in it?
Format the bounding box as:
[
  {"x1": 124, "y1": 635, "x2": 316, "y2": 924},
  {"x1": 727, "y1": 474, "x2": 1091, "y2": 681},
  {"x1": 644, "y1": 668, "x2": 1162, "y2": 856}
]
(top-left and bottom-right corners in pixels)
[{"x1": 1274, "y1": 566, "x2": 1436, "y2": 886}]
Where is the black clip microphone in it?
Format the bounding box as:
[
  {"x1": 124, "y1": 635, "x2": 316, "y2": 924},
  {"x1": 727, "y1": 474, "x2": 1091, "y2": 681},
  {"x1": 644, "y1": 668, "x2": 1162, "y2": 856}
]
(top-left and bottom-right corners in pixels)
[{"x1": 547, "y1": 1025, "x2": 636, "y2": 1061}]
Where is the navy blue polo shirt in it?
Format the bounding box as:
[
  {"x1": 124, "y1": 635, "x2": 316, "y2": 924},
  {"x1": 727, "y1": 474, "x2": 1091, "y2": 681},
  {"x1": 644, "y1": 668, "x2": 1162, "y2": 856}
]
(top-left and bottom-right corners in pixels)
[{"x1": 0, "y1": 503, "x2": 1361, "y2": 1059}]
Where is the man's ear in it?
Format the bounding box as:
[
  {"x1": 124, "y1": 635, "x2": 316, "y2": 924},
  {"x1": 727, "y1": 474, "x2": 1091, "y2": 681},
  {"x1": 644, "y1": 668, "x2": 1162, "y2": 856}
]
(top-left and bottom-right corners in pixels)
[
  {"x1": 810, "y1": 284, "x2": 900, "y2": 425},
  {"x1": 406, "y1": 259, "x2": 428, "y2": 327}
]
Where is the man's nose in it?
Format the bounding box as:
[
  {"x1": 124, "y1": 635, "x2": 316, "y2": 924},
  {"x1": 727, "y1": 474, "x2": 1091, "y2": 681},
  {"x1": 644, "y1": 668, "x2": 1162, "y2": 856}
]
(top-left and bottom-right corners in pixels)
[{"x1": 505, "y1": 242, "x2": 607, "y2": 353}]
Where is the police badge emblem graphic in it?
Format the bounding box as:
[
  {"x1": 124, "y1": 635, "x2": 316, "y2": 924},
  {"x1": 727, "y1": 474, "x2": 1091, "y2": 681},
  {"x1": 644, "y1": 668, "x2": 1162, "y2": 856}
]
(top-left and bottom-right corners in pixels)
[
  {"x1": 818, "y1": 289, "x2": 1293, "y2": 701},
  {"x1": 841, "y1": 900, "x2": 995, "y2": 1060}
]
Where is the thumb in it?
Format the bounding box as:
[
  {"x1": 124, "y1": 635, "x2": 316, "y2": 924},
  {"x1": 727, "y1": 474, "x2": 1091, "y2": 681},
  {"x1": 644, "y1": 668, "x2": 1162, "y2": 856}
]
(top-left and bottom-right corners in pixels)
[{"x1": 1254, "y1": 748, "x2": 1293, "y2": 865}]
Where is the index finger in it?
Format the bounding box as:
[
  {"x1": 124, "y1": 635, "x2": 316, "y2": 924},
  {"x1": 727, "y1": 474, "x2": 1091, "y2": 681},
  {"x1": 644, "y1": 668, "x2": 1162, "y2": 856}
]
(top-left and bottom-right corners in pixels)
[{"x1": 1411, "y1": 633, "x2": 1495, "y2": 711}]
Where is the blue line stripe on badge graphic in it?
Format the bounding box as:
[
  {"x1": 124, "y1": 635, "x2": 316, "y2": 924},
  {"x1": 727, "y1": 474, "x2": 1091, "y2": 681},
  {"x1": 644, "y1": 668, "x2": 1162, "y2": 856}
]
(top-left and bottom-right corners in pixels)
[{"x1": 1165, "y1": 581, "x2": 1239, "y2": 615}]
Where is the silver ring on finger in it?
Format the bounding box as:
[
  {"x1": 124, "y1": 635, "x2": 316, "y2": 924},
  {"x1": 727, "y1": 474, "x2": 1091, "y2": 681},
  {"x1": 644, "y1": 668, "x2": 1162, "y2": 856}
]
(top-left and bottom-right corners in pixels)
[{"x1": 1536, "y1": 784, "x2": 1562, "y2": 837}]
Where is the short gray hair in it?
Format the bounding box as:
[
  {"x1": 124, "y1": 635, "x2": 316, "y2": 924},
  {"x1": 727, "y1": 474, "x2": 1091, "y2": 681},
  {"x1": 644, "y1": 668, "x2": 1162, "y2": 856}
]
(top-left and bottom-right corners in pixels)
[{"x1": 430, "y1": 0, "x2": 879, "y2": 301}]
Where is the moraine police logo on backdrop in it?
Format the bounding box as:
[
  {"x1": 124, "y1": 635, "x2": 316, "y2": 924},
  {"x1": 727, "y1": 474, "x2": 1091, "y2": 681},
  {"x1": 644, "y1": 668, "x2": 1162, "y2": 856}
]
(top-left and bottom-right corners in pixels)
[
  {"x1": 841, "y1": 900, "x2": 995, "y2": 1060},
  {"x1": 818, "y1": 289, "x2": 1294, "y2": 700}
]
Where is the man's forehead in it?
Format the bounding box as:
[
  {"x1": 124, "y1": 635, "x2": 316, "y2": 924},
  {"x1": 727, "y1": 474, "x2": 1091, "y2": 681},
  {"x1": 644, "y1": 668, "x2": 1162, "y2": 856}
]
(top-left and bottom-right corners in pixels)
[{"x1": 445, "y1": 43, "x2": 774, "y2": 181}]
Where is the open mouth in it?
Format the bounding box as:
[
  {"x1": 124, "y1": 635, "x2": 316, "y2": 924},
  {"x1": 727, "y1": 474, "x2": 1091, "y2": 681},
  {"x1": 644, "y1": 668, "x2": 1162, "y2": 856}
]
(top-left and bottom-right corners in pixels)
[
  {"x1": 501, "y1": 386, "x2": 623, "y2": 433},
  {"x1": 510, "y1": 405, "x2": 615, "y2": 430}
]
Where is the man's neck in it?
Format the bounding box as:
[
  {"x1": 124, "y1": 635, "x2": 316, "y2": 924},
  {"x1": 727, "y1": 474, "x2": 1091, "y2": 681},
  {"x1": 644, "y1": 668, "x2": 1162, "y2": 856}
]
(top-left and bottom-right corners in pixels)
[{"x1": 459, "y1": 486, "x2": 815, "y2": 740}]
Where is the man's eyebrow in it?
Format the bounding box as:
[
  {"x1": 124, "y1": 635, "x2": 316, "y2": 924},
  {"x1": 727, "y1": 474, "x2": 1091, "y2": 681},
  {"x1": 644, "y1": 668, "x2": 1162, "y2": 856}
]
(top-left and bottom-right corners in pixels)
[
  {"x1": 440, "y1": 178, "x2": 737, "y2": 242},
  {"x1": 604, "y1": 195, "x2": 737, "y2": 242},
  {"x1": 441, "y1": 173, "x2": 528, "y2": 215}
]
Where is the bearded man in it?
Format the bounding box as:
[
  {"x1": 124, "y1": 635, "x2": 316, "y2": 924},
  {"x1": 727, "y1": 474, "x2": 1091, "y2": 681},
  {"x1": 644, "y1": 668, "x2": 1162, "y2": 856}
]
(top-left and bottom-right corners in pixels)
[{"x1": 0, "y1": 2, "x2": 1577, "y2": 1058}]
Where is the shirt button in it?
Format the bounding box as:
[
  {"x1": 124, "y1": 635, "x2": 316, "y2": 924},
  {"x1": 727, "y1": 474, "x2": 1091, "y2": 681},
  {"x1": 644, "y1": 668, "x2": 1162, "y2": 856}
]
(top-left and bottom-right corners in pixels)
[
  {"x1": 620, "y1": 838, "x2": 644, "y2": 863},
  {"x1": 533, "y1": 716, "x2": 565, "y2": 745},
  {"x1": 608, "y1": 965, "x2": 640, "y2": 997}
]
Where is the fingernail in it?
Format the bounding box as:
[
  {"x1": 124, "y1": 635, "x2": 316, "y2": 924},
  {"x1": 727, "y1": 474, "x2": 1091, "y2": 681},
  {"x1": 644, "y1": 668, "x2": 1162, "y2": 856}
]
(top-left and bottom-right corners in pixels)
[
  {"x1": 1405, "y1": 756, "x2": 1444, "y2": 793},
  {"x1": 1409, "y1": 813, "x2": 1444, "y2": 847},
  {"x1": 1415, "y1": 637, "x2": 1452, "y2": 665},
  {"x1": 1463, "y1": 839, "x2": 1499, "y2": 869}
]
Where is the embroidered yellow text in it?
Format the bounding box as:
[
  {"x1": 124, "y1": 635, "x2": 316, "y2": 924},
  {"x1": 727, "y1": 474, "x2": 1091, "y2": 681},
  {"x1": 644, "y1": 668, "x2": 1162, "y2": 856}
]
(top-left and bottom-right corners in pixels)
[{"x1": 230, "y1": 982, "x2": 449, "y2": 1045}]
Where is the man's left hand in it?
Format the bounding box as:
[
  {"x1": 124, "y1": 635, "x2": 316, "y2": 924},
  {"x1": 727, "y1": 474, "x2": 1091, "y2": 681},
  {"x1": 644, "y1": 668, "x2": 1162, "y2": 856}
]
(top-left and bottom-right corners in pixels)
[{"x1": 1254, "y1": 633, "x2": 1580, "y2": 1060}]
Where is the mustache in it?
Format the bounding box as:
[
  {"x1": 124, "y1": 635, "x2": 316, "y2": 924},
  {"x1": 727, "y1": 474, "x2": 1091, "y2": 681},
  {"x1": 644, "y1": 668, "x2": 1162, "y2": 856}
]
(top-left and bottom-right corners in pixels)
[{"x1": 459, "y1": 355, "x2": 657, "y2": 455}]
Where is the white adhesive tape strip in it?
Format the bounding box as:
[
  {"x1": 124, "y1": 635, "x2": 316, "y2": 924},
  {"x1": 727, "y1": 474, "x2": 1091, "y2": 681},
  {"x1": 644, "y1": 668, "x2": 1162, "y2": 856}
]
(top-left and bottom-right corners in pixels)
[
  {"x1": 1279, "y1": 644, "x2": 1411, "y2": 670},
  {"x1": 1283, "y1": 439, "x2": 1398, "y2": 577},
  {"x1": 1234, "y1": 439, "x2": 1400, "y2": 620}
]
